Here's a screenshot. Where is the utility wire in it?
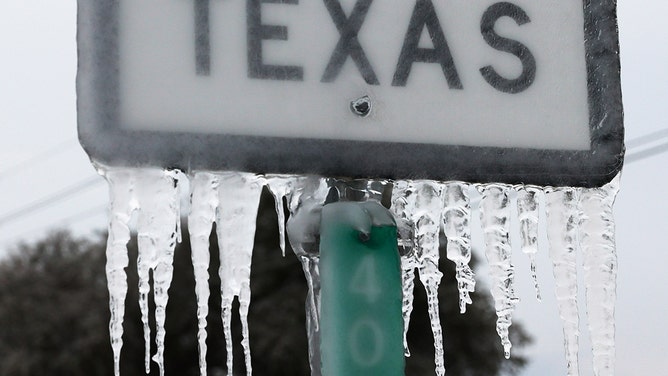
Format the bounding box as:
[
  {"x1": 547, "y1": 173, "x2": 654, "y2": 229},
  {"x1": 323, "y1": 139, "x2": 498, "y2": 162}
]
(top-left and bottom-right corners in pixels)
[
  {"x1": 626, "y1": 128, "x2": 668, "y2": 149},
  {"x1": 58, "y1": 204, "x2": 107, "y2": 226},
  {"x1": 624, "y1": 127, "x2": 668, "y2": 164},
  {"x1": 0, "y1": 176, "x2": 103, "y2": 227},
  {"x1": 3, "y1": 204, "x2": 108, "y2": 249},
  {"x1": 626, "y1": 141, "x2": 668, "y2": 164},
  {"x1": 0, "y1": 138, "x2": 78, "y2": 182}
]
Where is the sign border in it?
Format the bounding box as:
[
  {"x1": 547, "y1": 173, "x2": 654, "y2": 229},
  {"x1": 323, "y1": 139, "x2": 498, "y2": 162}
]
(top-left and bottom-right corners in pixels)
[{"x1": 77, "y1": 0, "x2": 624, "y2": 188}]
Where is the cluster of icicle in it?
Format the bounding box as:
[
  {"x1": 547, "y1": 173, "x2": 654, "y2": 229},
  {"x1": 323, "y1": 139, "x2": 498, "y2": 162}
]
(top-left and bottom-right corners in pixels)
[
  {"x1": 544, "y1": 179, "x2": 620, "y2": 376},
  {"x1": 100, "y1": 166, "x2": 620, "y2": 376}
]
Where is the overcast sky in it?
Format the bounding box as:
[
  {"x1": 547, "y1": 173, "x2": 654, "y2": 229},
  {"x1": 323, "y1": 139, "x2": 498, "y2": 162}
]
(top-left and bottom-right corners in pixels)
[{"x1": 0, "y1": 1, "x2": 667, "y2": 375}]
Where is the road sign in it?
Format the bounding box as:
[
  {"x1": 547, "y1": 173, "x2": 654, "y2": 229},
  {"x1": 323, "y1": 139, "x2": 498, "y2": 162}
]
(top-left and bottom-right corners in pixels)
[
  {"x1": 78, "y1": 0, "x2": 623, "y2": 187},
  {"x1": 320, "y1": 202, "x2": 404, "y2": 376}
]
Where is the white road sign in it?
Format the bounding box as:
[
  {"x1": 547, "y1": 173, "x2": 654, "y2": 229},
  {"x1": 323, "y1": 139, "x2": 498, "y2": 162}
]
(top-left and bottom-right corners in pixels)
[{"x1": 78, "y1": 0, "x2": 624, "y2": 187}]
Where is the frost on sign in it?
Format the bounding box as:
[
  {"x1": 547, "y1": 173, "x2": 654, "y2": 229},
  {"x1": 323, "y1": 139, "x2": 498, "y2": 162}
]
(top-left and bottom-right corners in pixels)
[{"x1": 78, "y1": 0, "x2": 623, "y2": 187}]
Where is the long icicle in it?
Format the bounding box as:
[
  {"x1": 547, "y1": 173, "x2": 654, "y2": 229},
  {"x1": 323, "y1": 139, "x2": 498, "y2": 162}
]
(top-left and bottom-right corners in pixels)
[
  {"x1": 136, "y1": 174, "x2": 158, "y2": 374},
  {"x1": 266, "y1": 175, "x2": 295, "y2": 257},
  {"x1": 285, "y1": 176, "x2": 329, "y2": 376},
  {"x1": 412, "y1": 181, "x2": 446, "y2": 376},
  {"x1": 545, "y1": 187, "x2": 581, "y2": 376},
  {"x1": 442, "y1": 182, "x2": 475, "y2": 313},
  {"x1": 516, "y1": 185, "x2": 543, "y2": 301},
  {"x1": 216, "y1": 172, "x2": 264, "y2": 376},
  {"x1": 390, "y1": 180, "x2": 417, "y2": 357},
  {"x1": 102, "y1": 169, "x2": 137, "y2": 376},
  {"x1": 135, "y1": 169, "x2": 182, "y2": 376},
  {"x1": 136, "y1": 224, "x2": 154, "y2": 374},
  {"x1": 580, "y1": 175, "x2": 620, "y2": 376},
  {"x1": 188, "y1": 172, "x2": 219, "y2": 376},
  {"x1": 479, "y1": 184, "x2": 519, "y2": 359}
]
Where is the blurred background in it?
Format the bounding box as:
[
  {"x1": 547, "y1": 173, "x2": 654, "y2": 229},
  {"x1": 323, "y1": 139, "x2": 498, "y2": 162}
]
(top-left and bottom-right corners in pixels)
[{"x1": 0, "y1": 1, "x2": 666, "y2": 375}]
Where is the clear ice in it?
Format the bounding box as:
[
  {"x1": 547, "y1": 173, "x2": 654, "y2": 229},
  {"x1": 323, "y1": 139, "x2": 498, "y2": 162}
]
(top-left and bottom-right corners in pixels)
[
  {"x1": 284, "y1": 177, "x2": 330, "y2": 376},
  {"x1": 389, "y1": 180, "x2": 417, "y2": 358},
  {"x1": 188, "y1": 172, "x2": 218, "y2": 376},
  {"x1": 102, "y1": 168, "x2": 181, "y2": 376},
  {"x1": 543, "y1": 177, "x2": 621, "y2": 376},
  {"x1": 391, "y1": 181, "x2": 446, "y2": 376},
  {"x1": 516, "y1": 185, "x2": 542, "y2": 301},
  {"x1": 216, "y1": 172, "x2": 264, "y2": 376},
  {"x1": 99, "y1": 167, "x2": 621, "y2": 376},
  {"x1": 442, "y1": 182, "x2": 475, "y2": 313},
  {"x1": 187, "y1": 172, "x2": 265, "y2": 376},
  {"x1": 545, "y1": 187, "x2": 582, "y2": 376},
  {"x1": 478, "y1": 184, "x2": 519, "y2": 359},
  {"x1": 265, "y1": 175, "x2": 293, "y2": 257},
  {"x1": 580, "y1": 176, "x2": 620, "y2": 376},
  {"x1": 103, "y1": 169, "x2": 135, "y2": 376}
]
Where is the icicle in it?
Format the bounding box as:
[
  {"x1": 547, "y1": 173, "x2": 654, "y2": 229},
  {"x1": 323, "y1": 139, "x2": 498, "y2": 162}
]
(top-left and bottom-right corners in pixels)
[
  {"x1": 399, "y1": 263, "x2": 417, "y2": 358},
  {"x1": 478, "y1": 184, "x2": 518, "y2": 359},
  {"x1": 136, "y1": 212, "x2": 155, "y2": 374},
  {"x1": 413, "y1": 181, "x2": 446, "y2": 376},
  {"x1": 516, "y1": 185, "x2": 543, "y2": 301},
  {"x1": 285, "y1": 176, "x2": 329, "y2": 376},
  {"x1": 135, "y1": 174, "x2": 157, "y2": 374},
  {"x1": 215, "y1": 172, "x2": 265, "y2": 376},
  {"x1": 134, "y1": 169, "x2": 182, "y2": 376},
  {"x1": 442, "y1": 182, "x2": 475, "y2": 313},
  {"x1": 393, "y1": 180, "x2": 446, "y2": 375},
  {"x1": 101, "y1": 167, "x2": 182, "y2": 376},
  {"x1": 266, "y1": 175, "x2": 295, "y2": 257},
  {"x1": 102, "y1": 169, "x2": 137, "y2": 376},
  {"x1": 580, "y1": 175, "x2": 620, "y2": 376},
  {"x1": 389, "y1": 180, "x2": 416, "y2": 357},
  {"x1": 545, "y1": 187, "x2": 582, "y2": 376},
  {"x1": 188, "y1": 172, "x2": 219, "y2": 376}
]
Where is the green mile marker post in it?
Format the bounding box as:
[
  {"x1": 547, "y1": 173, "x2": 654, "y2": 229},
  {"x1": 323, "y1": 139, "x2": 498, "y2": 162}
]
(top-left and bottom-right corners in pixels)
[{"x1": 320, "y1": 202, "x2": 405, "y2": 376}]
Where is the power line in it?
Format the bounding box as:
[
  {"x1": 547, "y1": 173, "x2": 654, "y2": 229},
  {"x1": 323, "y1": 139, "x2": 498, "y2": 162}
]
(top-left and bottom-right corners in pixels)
[
  {"x1": 3, "y1": 204, "x2": 108, "y2": 248},
  {"x1": 626, "y1": 141, "x2": 668, "y2": 164},
  {"x1": 626, "y1": 128, "x2": 668, "y2": 149},
  {"x1": 58, "y1": 204, "x2": 107, "y2": 226},
  {"x1": 0, "y1": 138, "x2": 78, "y2": 182},
  {"x1": 0, "y1": 176, "x2": 103, "y2": 227}
]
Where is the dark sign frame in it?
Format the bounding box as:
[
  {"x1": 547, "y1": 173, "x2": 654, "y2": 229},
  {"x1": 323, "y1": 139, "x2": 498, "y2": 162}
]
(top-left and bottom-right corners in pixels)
[{"x1": 77, "y1": 0, "x2": 624, "y2": 188}]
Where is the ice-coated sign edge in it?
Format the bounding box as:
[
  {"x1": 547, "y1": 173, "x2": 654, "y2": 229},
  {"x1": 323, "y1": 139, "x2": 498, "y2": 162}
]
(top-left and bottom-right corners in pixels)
[{"x1": 77, "y1": 0, "x2": 624, "y2": 188}]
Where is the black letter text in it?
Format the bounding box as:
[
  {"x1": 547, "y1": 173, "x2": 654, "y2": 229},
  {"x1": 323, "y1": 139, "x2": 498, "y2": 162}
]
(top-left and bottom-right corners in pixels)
[
  {"x1": 321, "y1": 0, "x2": 379, "y2": 85},
  {"x1": 195, "y1": 0, "x2": 210, "y2": 75},
  {"x1": 392, "y1": 0, "x2": 462, "y2": 88},
  {"x1": 247, "y1": 0, "x2": 304, "y2": 81},
  {"x1": 480, "y1": 2, "x2": 536, "y2": 93}
]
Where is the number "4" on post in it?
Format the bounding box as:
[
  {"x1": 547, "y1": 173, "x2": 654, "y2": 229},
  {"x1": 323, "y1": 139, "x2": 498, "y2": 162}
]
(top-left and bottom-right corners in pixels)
[{"x1": 349, "y1": 254, "x2": 382, "y2": 303}]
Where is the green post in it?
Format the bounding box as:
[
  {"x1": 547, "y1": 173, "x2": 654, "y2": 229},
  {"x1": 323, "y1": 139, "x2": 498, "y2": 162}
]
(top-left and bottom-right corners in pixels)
[{"x1": 320, "y1": 202, "x2": 405, "y2": 376}]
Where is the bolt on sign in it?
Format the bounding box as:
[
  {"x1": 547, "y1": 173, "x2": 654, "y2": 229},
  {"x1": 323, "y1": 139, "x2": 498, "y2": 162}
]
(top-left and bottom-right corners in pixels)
[{"x1": 77, "y1": 0, "x2": 623, "y2": 187}]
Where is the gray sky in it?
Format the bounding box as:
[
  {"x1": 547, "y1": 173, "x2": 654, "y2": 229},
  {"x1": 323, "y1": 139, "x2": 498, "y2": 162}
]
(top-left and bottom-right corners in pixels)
[{"x1": 0, "y1": 1, "x2": 667, "y2": 375}]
